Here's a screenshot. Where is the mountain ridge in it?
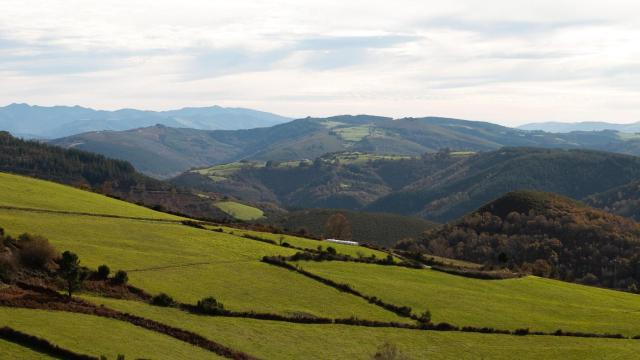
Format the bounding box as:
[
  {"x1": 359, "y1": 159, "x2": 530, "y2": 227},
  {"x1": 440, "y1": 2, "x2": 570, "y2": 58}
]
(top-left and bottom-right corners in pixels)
[{"x1": 0, "y1": 103, "x2": 291, "y2": 139}]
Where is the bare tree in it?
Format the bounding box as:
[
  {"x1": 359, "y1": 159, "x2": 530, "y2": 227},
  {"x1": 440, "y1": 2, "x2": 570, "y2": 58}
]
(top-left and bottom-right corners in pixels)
[{"x1": 325, "y1": 213, "x2": 352, "y2": 240}]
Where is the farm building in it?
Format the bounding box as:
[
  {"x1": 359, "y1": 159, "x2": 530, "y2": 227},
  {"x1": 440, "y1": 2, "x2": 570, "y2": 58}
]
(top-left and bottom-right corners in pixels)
[{"x1": 325, "y1": 238, "x2": 359, "y2": 246}]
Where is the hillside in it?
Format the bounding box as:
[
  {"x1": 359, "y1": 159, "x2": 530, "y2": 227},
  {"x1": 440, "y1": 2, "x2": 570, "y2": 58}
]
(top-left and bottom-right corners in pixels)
[
  {"x1": 266, "y1": 208, "x2": 435, "y2": 247},
  {"x1": 0, "y1": 103, "x2": 290, "y2": 138},
  {"x1": 174, "y1": 148, "x2": 640, "y2": 223},
  {"x1": 586, "y1": 180, "x2": 640, "y2": 220},
  {"x1": 405, "y1": 190, "x2": 640, "y2": 291},
  {"x1": 4, "y1": 174, "x2": 640, "y2": 358},
  {"x1": 519, "y1": 121, "x2": 640, "y2": 133},
  {"x1": 0, "y1": 131, "x2": 231, "y2": 221},
  {"x1": 49, "y1": 115, "x2": 631, "y2": 179},
  {"x1": 366, "y1": 148, "x2": 640, "y2": 221},
  {"x1": 0, "y1": 172, "x2": 640, "y2": 359}
]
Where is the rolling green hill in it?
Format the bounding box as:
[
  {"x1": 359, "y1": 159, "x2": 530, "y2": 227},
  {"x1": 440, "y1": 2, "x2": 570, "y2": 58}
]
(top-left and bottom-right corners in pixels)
[
  {"x1": 4, "y1": 172, "x2": 640, "y2": 359},
  {"x1": 51, "y1": 115, "x2": 640, "y2": 179},
  {"x1": 174, "y1": 148, "x2": 640, "y2": 224},
  {"x1": 0, "y1": 131, "x2": 231, "y2": 221}
]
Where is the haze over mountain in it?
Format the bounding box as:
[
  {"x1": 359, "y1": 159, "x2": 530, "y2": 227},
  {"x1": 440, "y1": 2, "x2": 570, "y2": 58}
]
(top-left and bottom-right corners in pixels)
[
  {"x1": 0, "y1": 103, "x2": 291, "y2": 138},
  {"x1": 519, "y1": 121, "x2": 640, "y2": 133},
  {"x1": 51, "y1": 114, "x2": 640, "y2": 179}
]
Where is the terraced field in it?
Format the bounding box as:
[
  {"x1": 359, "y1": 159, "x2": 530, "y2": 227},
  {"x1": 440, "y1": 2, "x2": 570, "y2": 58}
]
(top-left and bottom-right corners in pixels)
[
  {"x1": 0, "y1": 172, "x2": 181, "y2": 220},
  {"x1": 297, "y1": 261, "x2": 640, "y2": 335},
  {"x1": 0, "y1": 308, "x2": 223, "y2": 359},
  {"x1": 83, "y1": 296, "x2": 640, "y2": 360},
  {"x1": 0, "y1": 338, "x2": 54, "y2": 360},
  {"x1": 214, "y1": 201, "x2": 264, "y2": 220},
  {"x1": 4, "y1": 172, "x2": 640, "y2": 359},
  {"x1": 214, "y1": 226, "x2": 389, "y2": 258}
]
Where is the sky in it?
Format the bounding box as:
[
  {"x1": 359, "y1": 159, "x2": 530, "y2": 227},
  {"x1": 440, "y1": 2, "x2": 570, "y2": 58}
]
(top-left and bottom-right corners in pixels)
[{"x1": 0, "y1": 0, "x2": 639, "y2": 126}]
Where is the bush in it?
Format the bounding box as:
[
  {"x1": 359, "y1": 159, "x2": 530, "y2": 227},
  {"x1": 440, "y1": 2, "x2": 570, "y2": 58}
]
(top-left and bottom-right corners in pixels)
[
  {"x1": 417, "y1": 310, "x2": 431, "y2": 324},
  {"x1": 326, "y1": 246, "x2": 337, "y2": 255},
  {"x1": 17, "y1": 234, "x2": 57, "y2": 269},
  {"x1": 151, "y1": 293, "x2": 175, "y2": 307},
  {"x1": 112, "y1": 270, "x2": 128, "y2": 285},
  {"x1": 96, "y1": 264, "x2": 110, "y2": 280},
  {"x1": 196, "y1": 296, "x2": 225, "y2": 314},
  {"x1": 372, "y1": 342, "x2": 410, "y2": 360},
  {"x1": 0, "y1": 253, "x2": 16, "y2": 282}
]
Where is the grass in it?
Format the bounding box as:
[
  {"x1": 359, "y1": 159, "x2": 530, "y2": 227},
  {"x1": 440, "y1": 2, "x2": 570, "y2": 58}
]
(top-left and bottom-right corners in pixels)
[
  {"x1": 214, "y1": 201, "x2": 264, "y2": 221},
  {"x1": 193, "y1": 161, "x2": 263, "y2": 182},
  {"x1": 333, "y1": 126, "x2": 385, "y2": 142},
  {"x1": 297, "y1": 261, "x2": 640, "y2": 336},
  {"x1": 0, "y1": 307, "x2": 223, "y2": 359},
  {"x1": 86, "y1": 296, "x2": 640, "y2": 360},
  {"x1": 0, "y1": 209, "x2": 402, "y2": 321},
  {"x1": 212, "y1": 226, "x2": 390, "y2": 258},
  {"x1": 0, "y1": 172, "x2": 181, "y2": 220},
  {"x1": 0, "y1": 338, "x2": 54, "y2": 359}
]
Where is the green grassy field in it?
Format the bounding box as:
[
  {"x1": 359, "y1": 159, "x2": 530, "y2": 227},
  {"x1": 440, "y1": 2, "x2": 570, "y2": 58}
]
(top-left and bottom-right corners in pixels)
[
  {"x1": 86, "y1": 296, "x2": 640, "y2": 360},
  {"x1": 334, "y1": 126, "x2": 385, "y2": 142},
  {"x1": 298, "y1": 261, "x2": 640, "y2": 336},
  {"x1": 0, "y1": 172, "x2": 181, "y2": 220},
  {"x1": 0, "y1": 338, "x2": 54, "y2": 360},
  {"x1": 0, "y1": 208, "x2": 401, "y2": 321},
  {"x1": 194, "y1": 161, "x2": 264, "y2": 182},
  {"x1": 214, "y1": 201, "x2": 264, "y2": 220},
  {"x1": 214, "y1": 226, "x2": 389, "y2": 258},
  {"x1": 0, "y1": 307, "x2": 223, "y2": 359}
]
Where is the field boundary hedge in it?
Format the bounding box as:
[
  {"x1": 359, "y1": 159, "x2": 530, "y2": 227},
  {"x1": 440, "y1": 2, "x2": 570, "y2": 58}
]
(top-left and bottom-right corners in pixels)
[{"x1": 0, "y1": 326, "x2": 98, "y2": 360}]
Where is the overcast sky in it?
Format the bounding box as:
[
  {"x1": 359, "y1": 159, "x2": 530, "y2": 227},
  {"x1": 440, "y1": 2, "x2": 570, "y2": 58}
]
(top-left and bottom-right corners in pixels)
[{"x1": 0, "y1": 0, "x2": 638, "y2": 125}]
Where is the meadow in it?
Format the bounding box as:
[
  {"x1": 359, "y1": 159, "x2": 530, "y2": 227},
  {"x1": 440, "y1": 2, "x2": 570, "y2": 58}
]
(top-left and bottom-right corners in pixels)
[
  {"x1": 0, "y1": 307, "x2": 223, "y2": 359},
  {"x1": 298, "y1": 261, "x2": 640, "y2": 335},
  {"x1": 214, "y1": 201, "x2": 264, "y2": 220},
  {"x1": 0, "y1": 173, "x2": 405, "y2": 321},
  {"x1": 0, "y1": 338, "x2": 54, "y2": 360},
  {"x1": 86, "y1": 296, "x2": 640, "y2": 360},
  {"x1": 5, "y1": 172, "x2": 640, "y2": 359},
  {"x1": 0, "y1": 172, "x2": 181, "y2": 220},
  {"x1": 214, "y1": 226, "x2": 389, "y2": 258}
]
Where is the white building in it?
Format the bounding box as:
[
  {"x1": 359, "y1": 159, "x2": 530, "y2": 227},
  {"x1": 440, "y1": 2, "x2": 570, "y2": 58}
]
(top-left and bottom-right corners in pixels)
[{"x1": 325, "y1": 238, "x2": 359, "y2": 246}]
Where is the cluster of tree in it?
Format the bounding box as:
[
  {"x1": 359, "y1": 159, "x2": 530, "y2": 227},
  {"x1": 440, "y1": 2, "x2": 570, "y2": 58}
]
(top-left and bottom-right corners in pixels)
[{"x1": 403, "y1": 191, "x2": 640, "y2": 291}]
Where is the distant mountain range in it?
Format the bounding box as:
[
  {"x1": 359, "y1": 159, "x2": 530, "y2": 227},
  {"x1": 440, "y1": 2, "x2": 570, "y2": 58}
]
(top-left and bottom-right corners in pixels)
[
  {"x1": 173, "y1": 148, "x2": 640, "y2": 223},
  {"x1": 0, "y1": 103, "x2": 291, "y2": 138},
  {"x1": 519, "y1": 121, "x2": 640, "y2": 133},
  {"x1": 50, "y1": 115, "x2": 640, "y2": 178}
]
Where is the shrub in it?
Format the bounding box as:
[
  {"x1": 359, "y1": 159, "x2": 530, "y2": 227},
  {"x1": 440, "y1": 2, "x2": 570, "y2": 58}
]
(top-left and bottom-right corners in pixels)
[
  {"x1": 371, "y1": 342, "x2": 410, "y2": 360},
  {"x1": 514, "y1": 328, "x2": 530, "y2": 336},
  {"x1": 417, "y1": 310, "x2": 432, "y2": 324},
  {"x1": 196, "y1": 296, "x2": 225, "y2": 314},
  {"x1": 112, "y1": 270, "x2": 129, "y2": 285},
  {"x1": 326, "y1": 246, "x2": 337, "y2": 255},
  {"x1": 0, "y1": 253, "x2": 16, "y2": 282},
  {"x1": 96, "y1": 264, "x2": 110, "y2": 280},
  {"x1": 151, "y1": 293, "x2": 175, "y2": 307},
  {"x1": 17, "y1": 234, "x2": 57, "y2": 269}
]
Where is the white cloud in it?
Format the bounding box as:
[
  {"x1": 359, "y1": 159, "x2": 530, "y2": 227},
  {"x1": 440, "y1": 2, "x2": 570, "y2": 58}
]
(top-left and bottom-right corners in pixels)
[{"x1": 0, "y1": 0, "x2": 639, "y2": 125}]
